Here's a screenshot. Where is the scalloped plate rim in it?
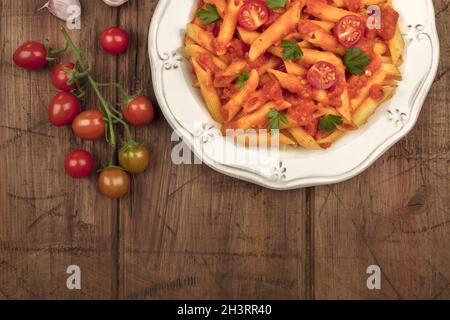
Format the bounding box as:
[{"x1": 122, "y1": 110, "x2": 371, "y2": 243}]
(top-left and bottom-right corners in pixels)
[{"x1": 148, "y1": 0, "x2": 441, "y2": 190}]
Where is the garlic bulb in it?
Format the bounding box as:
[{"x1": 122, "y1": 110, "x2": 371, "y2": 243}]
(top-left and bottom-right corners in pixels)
[
  {"x1": 40, "y1": 0, "x2": 81, "y2": 22},
  {"x1": 103, "y1": 0, "x2": 129, "y2": 7}
]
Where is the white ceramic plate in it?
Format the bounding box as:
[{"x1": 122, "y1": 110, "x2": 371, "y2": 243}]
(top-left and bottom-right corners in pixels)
[{"x1": 148, "y1": 0, "x2": 440, "y2": 190}]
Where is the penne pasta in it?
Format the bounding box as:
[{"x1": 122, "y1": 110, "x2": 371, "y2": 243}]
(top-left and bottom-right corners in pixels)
[
  {"x1": 288, "y1": 127, "x2": 321, "y2": 150},
  {"x1": 184, "y1": 44, "x2": 228, "y2": 69},
  {"x1": 184, "y1": 0, "x2": 404, "y2": 149},
  {"x1": 215, "y1": 0, "x2": 244, "y2": 55},
  {"x1": 298, "y1": 20, "x2": 346, "y2": 56},
  {"x1": 223, "y1": 69, "x2": 259, "y2": 121},
  {"x1": 192, "y1": 58, "x2": 224, "y2": 123},
  {"x1": 187, "y1": 24, "x2": 215, "y2": 53},
  {"x1": 350, "y1": 69, "x2": 387, "y2": 110},
  {"x1": 306, "y1": 0, "x2": 363, "y2": 22},
  {"x1": 249, "y1": 1, "x2": 304, "y2": 62},
  {"x1": 353, "y1": 86, "x2": 396, "y2": 126}
]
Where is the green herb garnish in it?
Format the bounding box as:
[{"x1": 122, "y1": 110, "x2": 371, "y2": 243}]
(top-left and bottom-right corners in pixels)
[
  {"x1": 235, "y1": 70, "x2": 250, "y2": 89},
  {"x1": 280, "y1": 40, "x2": 303, "y2": 61},
  {"x1": 266, "y1": 0, "x2": 288, "y2": 10},
  {"x1": 319, "y1": 115, "x2": 343, "y2": 132},
  {"x1": 267, "y1": 108, "x2": 289, "y2": 132},
  {"x1": 196, "y1": 3, "x2": 220, "y2": 25},
  {"x1": 343, "y1": 47, "x2": 371, "y2": 75}
]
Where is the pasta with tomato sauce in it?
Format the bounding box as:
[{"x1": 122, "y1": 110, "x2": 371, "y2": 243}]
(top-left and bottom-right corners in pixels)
[{"x1": 183, "y1": 0, "x2": 404, "y2": 149}]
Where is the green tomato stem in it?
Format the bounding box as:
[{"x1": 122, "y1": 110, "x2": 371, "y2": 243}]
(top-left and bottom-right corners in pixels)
[{"x1": 60, "y1": 27, "x2": 136, "y2": 165}]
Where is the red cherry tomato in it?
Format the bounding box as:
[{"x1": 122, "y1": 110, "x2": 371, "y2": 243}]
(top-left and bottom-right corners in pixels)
[
  {"x1": 13, "y1": 41, "x2": 47, "y2": 70},
  {"x1": 72, "y1": 110, "x2": 106, "y2": 141},
  {"x1": 238, "y1": 0, "x2": 269, "y2": 31},
  {"x1": 51, "y1": 62, "x2": 77, "y2": 92},
  {"x1": 334, "y1": 15, "x2": 366, "y2": 47},
  {"x1": 307, "y1": 61, "x2": 338, "y2": 90},
  {"x1": 48, "y1": 92, "x2": 81, "y2": 127},
  {"x1": 122, "y1": 96, "x2": 155, "y2": 127},
  {"x1": 100, "y1": 27, "x2": 129, "y2": 54},
  {"x1": 64, "y1": 150, "x2": 95, "y2": 179}
]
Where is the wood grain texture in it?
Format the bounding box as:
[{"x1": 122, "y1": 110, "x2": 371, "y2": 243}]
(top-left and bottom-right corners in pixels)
[
  {"x1": 0, "y1": 0, "x2": 448, "y2": 300},
  {"x1": 313, "y1": 0, "x2": 450, "y2": 299},
  {"x1": 0, "y1": 0, "x2": 120, "y2": 299}
]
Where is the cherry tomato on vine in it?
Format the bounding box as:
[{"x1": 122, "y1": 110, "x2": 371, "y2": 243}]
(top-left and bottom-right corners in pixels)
[
  {"x1": 334, "y1": 15, "x2": 366, "y2": 47},
  {"x1": 51, "y1": 62, "x2": 77, "y2": 92},
  {"x1": 307, "y1": 61, "x2": 338, "y2": 90},
  {"x1": 122, "y1": 96, "x2": 155, "y2": 127},
  {"x1": 98, "y1": 168, "x2": 130, "y2": 199},
  {"x1": 48, "y1": 92, "x2": 81, "y2": 126},
  {"x1": 72, "y1": 110, "x2": 106, "y2": 140},
  {"x1": 119, "y1": 145, "x2": 150, "y2": 174},
  {"x1": 100, "y1": 27, "x2": 129, "y2": 54},
  {"x1": 64, "y1": 150, "x2": 95, "y2": 179},
  {"x1": 238, "y1": 0, "x2": 269, "y2": 31},
  {"x1": 13, "y1": 41, "x2": 48, "y2": 70}
]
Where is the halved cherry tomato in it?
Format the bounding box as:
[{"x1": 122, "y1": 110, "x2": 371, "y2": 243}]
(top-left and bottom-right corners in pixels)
[
  {"x1": 307, "y1": 61, "x2": 338, "y2": 90},
  {"x1": 238, "y1": 0, "x2": 269, "y2": 31},
  {"x1": 122, "y1": 96, "x2": 155, "y2": 127},
  {"x1": 13, "y1": 41, "x2": 47, "y2": 70},
  {"x1": 64, "y1": 150, "x2": 95, "y2": 179},
  {"x1": 48, "y1": 92, "x2": 81, "y2": 127},
  {"x1": 119, "y1": 145, "x2": 150, "y2": 174},
  {"x1": 98, "y1": 168, "x2": 130, "y2": 199},
  {"x1": 100, "y1": 27, "x2": 129, "y2": 55},
  {"x1": 51, "y1": 62, "x2": 77, "y2": 92},
  {"x1": 72, "y1": 110, "x2": 105, "y2": 141},
  {"x1": 334, "y1": 15, "x2": 366, "y2": 47}
]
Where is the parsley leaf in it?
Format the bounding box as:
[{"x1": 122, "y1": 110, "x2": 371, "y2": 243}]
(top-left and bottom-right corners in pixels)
[
  {"x1": 267, "y1": 108, "x2": 289, "y2": 132},
  {"x1": 266, "y1": 0, "x2": 288, "y2": 10},
  {"x1": 280, "y1": 40, "x2": 303, "y2": 61},
  {"x1": 343, "y1": 47, "x2": 371, "y2": 75},
  {"x1": 196, "y1": 3, "x2": 220, "y2": 25},
  {"x1": 319, "y1": 115, "x2": 343, "y2": 132},
  {"x1": 235, "y1": 70, "x2": 250, "y2": 89}
]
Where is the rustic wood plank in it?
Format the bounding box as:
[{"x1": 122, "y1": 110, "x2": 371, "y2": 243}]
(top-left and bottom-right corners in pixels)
[
  {"x1": 0, "y1": 0, "x2": 119, "y2": 299},
  {"x1": 0, "y1": 0, "x2": 448, "y2": 300},
  {"x1": 312, "y1": 0, "x2": 450, "y2": 300},
  {"x1": 117, "y1": 0, "x2": 309, "y2": 300}
]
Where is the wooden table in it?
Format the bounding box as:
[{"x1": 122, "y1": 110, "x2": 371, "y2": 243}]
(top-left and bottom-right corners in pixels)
[{"x1": 0, "y1": 0, "x2": 448, "y2": 300}]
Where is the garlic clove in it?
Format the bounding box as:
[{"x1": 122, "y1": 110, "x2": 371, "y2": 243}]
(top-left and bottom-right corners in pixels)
[
  {"x1": 40, "y1": 0, "x2": 81, "y2": 22},
  {"x1": 102, "y1": 0, "x2": 129, "y2": 7}
]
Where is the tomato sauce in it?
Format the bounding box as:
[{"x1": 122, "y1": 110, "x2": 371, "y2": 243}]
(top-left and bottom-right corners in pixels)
[
  {"x1": 297, "y1": 20, "x2": 318, "y2": 38},
  {"x1": 248, "y1": 53, "x2": 269, "y2": 70},
  {"x1": 347, "y1": 39, "x2": 383, "y2": 98},
  {"x1": 197, "y1": 53, "x2": 221, "y2": 74},
  {"x1": 291, "y1": 77, "x2": 313, "y2": 99},
  {"x1": 262, "y1": 80, "x2": 285, "y2": 106},
  {"x1": 243, "y1": 80, "x2": 285, "y2": 113},
  {"x1": 261, "y1": 9, "x2": 284, "y2": 31},
  {"x1": 221, "y1": 84, "x2": 240, "y2": 101},
  {"x1": 344, "y1": 0, "x2": 361, "y2": 12},
  {"x1": 369, "y1": 84, "x2": 384, "y2": 100},
  {"x1": 287, "y1": 99, "x2": 319, "y2": 137},
  {"x1": 359, "y1": 40, "x2": 381, "y2": 72},
  {"x1": 328, "y1": 76, "x2": 345, "y2": 107},
  {"x1": 377, "y1": 8, "x2": 399, "y2": 41},
  {"x1": 227, "y1": 39, "x2": 249, "y2": 61}
]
